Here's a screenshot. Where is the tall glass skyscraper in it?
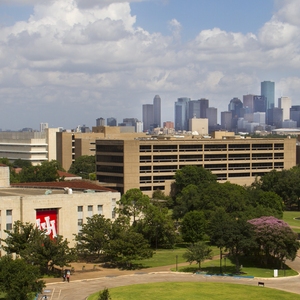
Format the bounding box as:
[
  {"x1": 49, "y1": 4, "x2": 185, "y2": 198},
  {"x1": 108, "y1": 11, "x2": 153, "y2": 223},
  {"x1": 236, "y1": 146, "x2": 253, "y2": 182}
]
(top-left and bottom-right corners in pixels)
[
  {"x1": 175, "y1": 97, "x2": 190, "y2": 131},
  {"x1": 261, "y1": 81, "x2": 275, "y2": 111},
  {"x1": 153, "y1": 95, "x2": 161, "y2": 127}
]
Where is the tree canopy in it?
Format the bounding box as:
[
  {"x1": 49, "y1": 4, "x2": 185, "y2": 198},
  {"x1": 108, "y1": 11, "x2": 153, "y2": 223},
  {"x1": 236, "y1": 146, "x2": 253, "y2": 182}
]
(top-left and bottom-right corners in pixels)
[
  {"x1": 68, "y1": 155, "x2": 95, "y2": 179},
  {"x1": 2, "y1": 221, "x2": 75, "y2": 274},
  {"x1": 183, "y1": 242, "x2": 212, "y2": 269},
  {"x1": 248, "y1": 216, "x2": 300, "y2": 267},
  {"x1": 0, "y1": 256, "x2": 45, "y2": 300},
  {"x1": 18, "y1": 160, "x2": 63, "y2": 182}
]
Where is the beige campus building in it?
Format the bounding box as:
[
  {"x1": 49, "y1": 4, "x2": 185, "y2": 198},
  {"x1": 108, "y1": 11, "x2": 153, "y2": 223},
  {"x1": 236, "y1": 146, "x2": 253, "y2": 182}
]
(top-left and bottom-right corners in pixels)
[
  {"x1": 95, "y1": 132, "x2": 296, "y2": 196},
  {"x1": 56, "y1": 126, "x2": 147, "y2": 171},
  {"x1": 0, "y1": 129, "x2": 59, "y2": 166},
  {"x1": 0, "y1": 166, "x2": 120, "y2": 254}
]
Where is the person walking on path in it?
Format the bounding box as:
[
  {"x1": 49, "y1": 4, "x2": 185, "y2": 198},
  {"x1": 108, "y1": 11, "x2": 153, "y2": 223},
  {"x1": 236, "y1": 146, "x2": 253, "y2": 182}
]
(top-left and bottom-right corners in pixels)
[{"x1": 66, "y1": 270, "x2": 70, "y2": 282}]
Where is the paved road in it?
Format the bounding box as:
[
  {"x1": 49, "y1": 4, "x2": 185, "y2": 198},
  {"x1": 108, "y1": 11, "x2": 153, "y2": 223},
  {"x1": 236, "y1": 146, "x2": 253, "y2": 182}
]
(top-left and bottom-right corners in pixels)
[{"x1": 42, "y1": 257, "x2": 300, "y2": 300}]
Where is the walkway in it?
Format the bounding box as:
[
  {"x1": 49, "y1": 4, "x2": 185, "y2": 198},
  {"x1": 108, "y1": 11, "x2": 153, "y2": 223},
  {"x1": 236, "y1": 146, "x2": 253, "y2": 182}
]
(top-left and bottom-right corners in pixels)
[{"x1": 42, "y1": 257, "x2": 300, "y2": 299}]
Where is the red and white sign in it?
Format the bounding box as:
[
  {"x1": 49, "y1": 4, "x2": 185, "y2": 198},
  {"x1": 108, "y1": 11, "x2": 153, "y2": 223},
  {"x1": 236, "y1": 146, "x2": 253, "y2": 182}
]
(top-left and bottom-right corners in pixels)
[{"x1": 36, "y1": 210, "x2": 57, "y2": 238}]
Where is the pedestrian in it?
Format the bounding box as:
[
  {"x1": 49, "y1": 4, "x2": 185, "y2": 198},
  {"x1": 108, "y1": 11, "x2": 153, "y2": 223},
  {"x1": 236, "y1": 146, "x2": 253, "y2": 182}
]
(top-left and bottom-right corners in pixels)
[{"x1": 66, "y1": 270, "x2": 70, "y2": 282}]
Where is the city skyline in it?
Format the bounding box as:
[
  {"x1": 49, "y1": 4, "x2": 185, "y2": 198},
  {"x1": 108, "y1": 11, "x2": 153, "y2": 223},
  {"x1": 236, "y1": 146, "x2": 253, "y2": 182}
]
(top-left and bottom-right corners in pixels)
[{"x1": 0, "y1": 1, "x2": 300, "y2": 130}]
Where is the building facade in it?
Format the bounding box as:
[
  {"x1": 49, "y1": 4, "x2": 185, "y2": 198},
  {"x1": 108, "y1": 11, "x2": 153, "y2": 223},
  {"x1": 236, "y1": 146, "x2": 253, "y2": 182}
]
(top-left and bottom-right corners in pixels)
[
  {"x1": 0, "y1": 129, "x2": 59, "y2": 166},
  {"x1": 153, "y1": 95, "x2": 161, "y2": 128},
  {"x1": 278, "y1": 97, "x2": 291, "y2": 121},
  {"x1": 142, "y1": 104, "x2": 153, "y2": 132},
  {"x1": 95, "y1": 135, "x2": 296, "y2": 196}
]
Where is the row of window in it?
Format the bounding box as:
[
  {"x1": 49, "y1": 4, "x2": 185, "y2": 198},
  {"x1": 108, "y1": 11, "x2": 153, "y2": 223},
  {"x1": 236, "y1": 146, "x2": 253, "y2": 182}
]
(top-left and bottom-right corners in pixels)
[
  {"x1": 139, "y1": 143, "x2": 285, "y2": 152},
  {"x1": 140, "y1": 152, "x2": 284, "y2": 163}
]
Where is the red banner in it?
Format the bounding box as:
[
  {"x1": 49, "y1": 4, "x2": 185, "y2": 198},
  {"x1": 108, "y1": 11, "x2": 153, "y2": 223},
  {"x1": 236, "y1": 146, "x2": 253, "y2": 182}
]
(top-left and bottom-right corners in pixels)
[{"x1": 36, "y1": 210, "x2": 58, "y2": 238}]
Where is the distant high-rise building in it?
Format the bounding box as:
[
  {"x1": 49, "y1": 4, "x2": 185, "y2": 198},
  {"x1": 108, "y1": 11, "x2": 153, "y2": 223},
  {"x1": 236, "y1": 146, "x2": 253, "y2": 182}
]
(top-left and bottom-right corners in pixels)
[
  {"x1": 187, "y1": 100, "x2": 201, "y2": 120},
  {"x1": 278, "y1": 97, "x2": 291, "y2": 121},
  {"x1": 290, "y1": 106, "x2": 300, "y2": 127},
  {"x1": 253, "y1": 96, "x2": 266, "y2": 113},
  {"x1": 206, "y1": 107, "x2": 218, "y2": 131},
  {"x1": 96, "y1": 117, "x2": 105, "y2": 126},
  {"x1": 40, "y1": 123, "x2": 48, "y2": 132},
  {"x1": 163, "y1": 121, "x2": 174, "y2": 129},
  {"x1": 142, "y1": 104, "x2": 153, "y2": 132},
  {"x1": 228, "y1": 97, "x2": 243, "y2": 130},
  {"x1": 107, "y1": 117, "x2": 117, "y2": 126},
  {"x1": 253, "y1": 112, "x2": 266, "y2": 124},
  {"x1": 175, "y1": 97, "x2": 190, "y2": 131},
  {"x1": 261, "y1": 81, "x2": 275, "y2": 110},
  {"x1": 268, "y1": 107, "x2": 283, "y2": 128},
  {"x1": 221, "y1": 111, "x2": 232, "y2": 131},
  {"x1": 199, "y1": 98, "x2": 209, "y2": 118},
  {"x1": 135, "y1": 121, "x2": 143, "y2": 133},
  {"x1": 153, "y1": 95, "x2": 161, "y2": 128},
  {"x1": 243, "y1": 94, "x2": 255, "y2": 113}
]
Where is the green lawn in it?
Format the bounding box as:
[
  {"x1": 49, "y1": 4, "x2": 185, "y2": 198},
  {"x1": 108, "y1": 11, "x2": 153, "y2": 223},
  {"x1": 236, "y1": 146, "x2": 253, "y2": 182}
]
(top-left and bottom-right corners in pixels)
[
  {"x1": 174, "y1": 258, "x2": 297, "y2": 278},
  {"x1": 283, "y1": 211, "x2": 300, "y2": 228},
  {"x1": 131, "y1": 246, "x2": 219, "y2": 268},
  {"x1": 87, "y1": 282, "x2": 300, "y2": 300}
]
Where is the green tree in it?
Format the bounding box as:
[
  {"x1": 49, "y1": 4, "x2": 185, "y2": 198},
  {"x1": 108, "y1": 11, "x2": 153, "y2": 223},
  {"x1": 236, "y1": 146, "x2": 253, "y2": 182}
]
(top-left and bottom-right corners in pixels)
[
  {"x1": 1, "y1": 221, "x2": 38, "y2": 255},
  {"x1": 134, "y1": 204, "x2": 177, "y2": 249},
  {"x1": 74, "y1": 214, "x2": 112, "y2": 259},
  {"x1": 173, "y1": 184, "x2": 201, "y2": 219},
  {"x1": 68, "y1": 155, "x2": 95, "y2": 179},
  {"x1": 183, "y1": 242, "x2": 212, "y2": 269},
  {"x1": 181, "y1": 211, "x2": 206, "y2": 244},
  {"x1": 253, "y1": 167, "x2": 300, "y2": 210},
  {"x1": 2, "y1": 221, "x2": 75, "y2": 274},
  {"x1": 0, "y1": 255, "x2": 45, "y2": 300},
  {"x1": 117, "y1": 188, "x2": 150, "y2": 223},
  {"x1": 22, "y1": 234, "x2": 75, "y2": 274},
  {"x1": 18, "y1": 160, "x2": 61, "y2": 182},
  {"x1": 208, "y1": 210, "x2": 256, "y2": 273},
  {"x1": 98, "y1": 288, "x2": 111, "y2": 300},
  {"x1": 106, "y1": 230, "x2": 153, "y2": 267},
  {"x1": 174, "y1": 165, "x2": 217, "y2": 194},
  {"x1": 248, "y1": 216, "x2": 300, "y2": 267},
  {"x1": 13, "y1": 159, "x2": 32, "y2": 168}
]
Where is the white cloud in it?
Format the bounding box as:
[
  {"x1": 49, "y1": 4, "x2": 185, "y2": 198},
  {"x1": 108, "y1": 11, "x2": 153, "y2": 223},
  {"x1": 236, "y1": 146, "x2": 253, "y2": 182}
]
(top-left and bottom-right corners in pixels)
[{"x1": 0, "y1": 0, "x2": 300, "y2": 130}]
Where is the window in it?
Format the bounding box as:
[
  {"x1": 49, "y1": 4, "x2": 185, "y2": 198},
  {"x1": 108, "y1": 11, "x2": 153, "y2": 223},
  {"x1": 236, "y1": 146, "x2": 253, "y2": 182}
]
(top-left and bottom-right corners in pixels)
[
  {"x1": 77, "y1": 206, "x2": 83, "y2": 212},
  {"x1": 77, "y1": 219, "x2": 83, "y2": 226},
  {"x1": 6, "y1": 223, "x2": 12, "y2": 231},
  {"x1": 6, "y1": 210, "x2": 12, "y2": 216},
  {"x1": 88, "y1": 205, "x2": 93, "y2": 212},
  {"x1": 98, "y1": 205, "x2": 103, "y2": 215}
]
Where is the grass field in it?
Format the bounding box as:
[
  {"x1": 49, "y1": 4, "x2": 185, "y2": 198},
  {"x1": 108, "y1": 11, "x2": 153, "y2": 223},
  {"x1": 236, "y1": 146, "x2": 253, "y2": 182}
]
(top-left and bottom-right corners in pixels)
[
  {"x1": 174, "y1": 258, "x2": 297, "y2": 278},
  {"x1": 283, "y1": 211, "x2": 300, "y2": 228},
  {"x1": 87, "y1": 282, "x2": 300, "y2": 300}
]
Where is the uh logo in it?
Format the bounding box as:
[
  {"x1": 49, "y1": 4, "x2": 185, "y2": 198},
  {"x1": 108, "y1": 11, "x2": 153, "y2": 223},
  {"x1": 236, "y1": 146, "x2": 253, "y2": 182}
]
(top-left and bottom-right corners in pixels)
[{"x1": 36, "y1": 216, "x2": 57, "y2": 238}]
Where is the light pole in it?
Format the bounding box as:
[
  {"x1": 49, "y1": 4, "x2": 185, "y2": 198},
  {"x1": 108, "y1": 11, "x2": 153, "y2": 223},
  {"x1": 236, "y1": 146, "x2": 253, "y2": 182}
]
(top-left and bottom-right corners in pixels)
[
  {"x1": 220, "y1": 249, "x2": 222, "y2": 274},
  {"x1": 176, "y1": 255, "x2": 178, "y2": 271}
]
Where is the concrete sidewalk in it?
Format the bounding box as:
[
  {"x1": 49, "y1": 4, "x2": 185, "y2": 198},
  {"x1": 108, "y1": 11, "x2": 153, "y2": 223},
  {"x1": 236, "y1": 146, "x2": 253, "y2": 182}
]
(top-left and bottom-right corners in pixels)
[{"x1": 42, "y1": 257, "x2": 300, "y2": 299}]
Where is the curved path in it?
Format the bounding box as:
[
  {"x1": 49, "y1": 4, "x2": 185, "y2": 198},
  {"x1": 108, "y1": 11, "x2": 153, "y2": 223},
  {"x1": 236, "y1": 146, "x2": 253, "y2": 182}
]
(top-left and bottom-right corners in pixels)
[{"x1": 42, "y1": 257, "x2": 300, "y2": 300}]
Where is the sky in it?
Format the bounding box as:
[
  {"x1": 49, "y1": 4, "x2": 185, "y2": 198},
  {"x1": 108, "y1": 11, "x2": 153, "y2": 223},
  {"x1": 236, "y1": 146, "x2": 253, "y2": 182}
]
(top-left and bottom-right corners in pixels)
[{"x1": 0, "y1": 0, "x2": 300, "y2": 130}]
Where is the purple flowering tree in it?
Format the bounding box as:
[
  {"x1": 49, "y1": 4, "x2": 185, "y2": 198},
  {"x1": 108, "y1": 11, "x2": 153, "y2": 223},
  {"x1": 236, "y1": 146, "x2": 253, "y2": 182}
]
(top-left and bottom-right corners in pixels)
[{"x1": 248, "y1": 216, "x2": 300, "y2": 267}]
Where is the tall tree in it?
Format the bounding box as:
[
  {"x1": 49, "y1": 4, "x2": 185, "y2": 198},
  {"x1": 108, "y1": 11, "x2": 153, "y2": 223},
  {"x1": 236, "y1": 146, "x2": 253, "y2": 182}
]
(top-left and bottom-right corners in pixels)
[
  {"x1": 68, "y1": 155, "x2": 95, "y2": 179},
  {"x1": 2, "y1": 221, "x2": 75, "y2": 274},
  {"x1": 106, "y1": 230, "x2": 153, "y2": 267},
  {"x1": 117, "y1": 188, "x2": 150, "y2": 223},
  {"x1": 248, "y1": 216, "x2": 300, "y2": 267},
  {"x1": 0, "y1": 256, "x2": 45, "y2": 300},
  {"x1": 181, "y1": 211, "x2": 206, "y2": 244},
  {"x1": 74, "y1": 214, "x2": 112, "y2": 259},
  {"x1": 18, "y1": 160, "x2": 61, "y2": 182},
  {"x1": 183, "y1": 242, "x2": 212, "y2": 269},
  {"x1": 174, "y1": 165, "x2": 217, "y2": 194},
  {"x1": 134, "y1": 204, "x2": 177, "y2": 249}
]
